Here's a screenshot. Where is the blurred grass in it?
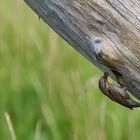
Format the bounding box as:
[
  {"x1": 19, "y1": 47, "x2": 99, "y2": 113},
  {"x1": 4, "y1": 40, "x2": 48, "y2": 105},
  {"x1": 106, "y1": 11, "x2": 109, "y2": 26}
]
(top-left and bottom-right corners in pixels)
[{"x1": 1, "y1": 0, "x2": 140, "y2": 140}]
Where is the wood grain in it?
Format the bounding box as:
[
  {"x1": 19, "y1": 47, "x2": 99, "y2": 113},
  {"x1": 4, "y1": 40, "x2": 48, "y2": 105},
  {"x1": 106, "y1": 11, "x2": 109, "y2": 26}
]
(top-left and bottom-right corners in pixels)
[{"x1": 24, "y1": 0, "x2": 140, "y2": 100}]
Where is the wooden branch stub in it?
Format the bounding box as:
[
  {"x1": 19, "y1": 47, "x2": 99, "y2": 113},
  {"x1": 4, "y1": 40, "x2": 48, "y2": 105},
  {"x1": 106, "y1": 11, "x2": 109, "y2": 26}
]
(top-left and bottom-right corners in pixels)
[{"x1": 24, "y1": 0, "x2": 140, "y2": 100}]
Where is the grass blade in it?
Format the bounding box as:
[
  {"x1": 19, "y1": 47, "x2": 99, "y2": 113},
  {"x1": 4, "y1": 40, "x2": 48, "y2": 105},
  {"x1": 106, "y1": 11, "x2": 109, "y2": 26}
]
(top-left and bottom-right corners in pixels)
[
  {"x1": 34, "y1": 120, "x2": 42, "y2": 140},
  {"x1": 4, "y1": 112, "x2": 17, "y2": 140}
]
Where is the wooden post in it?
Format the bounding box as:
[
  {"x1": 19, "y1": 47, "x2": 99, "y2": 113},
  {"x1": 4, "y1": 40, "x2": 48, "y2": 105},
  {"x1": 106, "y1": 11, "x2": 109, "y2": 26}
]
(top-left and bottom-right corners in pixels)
[{"x1": 24, "y1": 0, "x2": 140, "y2": 100}]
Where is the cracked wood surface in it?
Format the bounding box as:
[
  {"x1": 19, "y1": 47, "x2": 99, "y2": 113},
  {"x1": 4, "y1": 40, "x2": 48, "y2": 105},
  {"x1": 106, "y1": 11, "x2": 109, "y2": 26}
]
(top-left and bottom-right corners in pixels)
[{"x1": 24, "y1": 0, "x2": 140, "y2": 100}]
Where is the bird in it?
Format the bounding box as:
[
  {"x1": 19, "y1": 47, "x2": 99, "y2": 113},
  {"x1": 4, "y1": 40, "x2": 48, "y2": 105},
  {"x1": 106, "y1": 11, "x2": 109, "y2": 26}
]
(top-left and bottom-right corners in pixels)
[{"x1": 99, "y1": 72, "x2": 140, "y2": 110}]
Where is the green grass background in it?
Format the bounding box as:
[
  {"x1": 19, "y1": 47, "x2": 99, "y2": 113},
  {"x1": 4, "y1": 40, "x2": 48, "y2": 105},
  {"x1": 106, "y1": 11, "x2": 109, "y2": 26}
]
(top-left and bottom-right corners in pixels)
[{"x1": 1, "y1": 0, "x2": 140, "y2": 140}]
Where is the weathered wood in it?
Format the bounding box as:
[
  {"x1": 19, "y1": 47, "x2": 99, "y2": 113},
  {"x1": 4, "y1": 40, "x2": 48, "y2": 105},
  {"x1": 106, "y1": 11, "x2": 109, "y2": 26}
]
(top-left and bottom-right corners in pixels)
[{"x1": 24, "y1": 0, "x2": 140, "y2": 100}]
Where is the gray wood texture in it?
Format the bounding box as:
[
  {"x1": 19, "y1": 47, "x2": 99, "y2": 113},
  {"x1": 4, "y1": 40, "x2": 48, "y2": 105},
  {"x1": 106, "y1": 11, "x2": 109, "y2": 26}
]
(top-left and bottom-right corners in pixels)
[{"x1": 24, "y1": 0, "x2": 140, "y2": 100}]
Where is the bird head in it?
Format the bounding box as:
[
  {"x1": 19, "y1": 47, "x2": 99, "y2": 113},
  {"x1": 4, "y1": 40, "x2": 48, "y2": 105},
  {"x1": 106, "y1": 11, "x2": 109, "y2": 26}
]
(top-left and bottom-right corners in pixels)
[{"x1": 103, "y1": 72, "x2": 109, "y2": 78}]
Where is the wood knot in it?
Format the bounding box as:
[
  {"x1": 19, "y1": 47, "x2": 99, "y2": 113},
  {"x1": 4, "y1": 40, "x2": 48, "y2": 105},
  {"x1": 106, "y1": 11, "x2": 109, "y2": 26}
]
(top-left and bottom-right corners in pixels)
[{"x1": 94, "y1": 38, "x2": 101, "y2": 44}]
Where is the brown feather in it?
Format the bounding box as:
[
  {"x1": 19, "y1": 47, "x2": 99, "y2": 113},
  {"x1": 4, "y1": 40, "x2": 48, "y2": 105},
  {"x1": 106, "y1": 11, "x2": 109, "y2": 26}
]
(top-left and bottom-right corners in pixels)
[{"x1": 107, "y1": 86, "x2": 132, "y2": 109}]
